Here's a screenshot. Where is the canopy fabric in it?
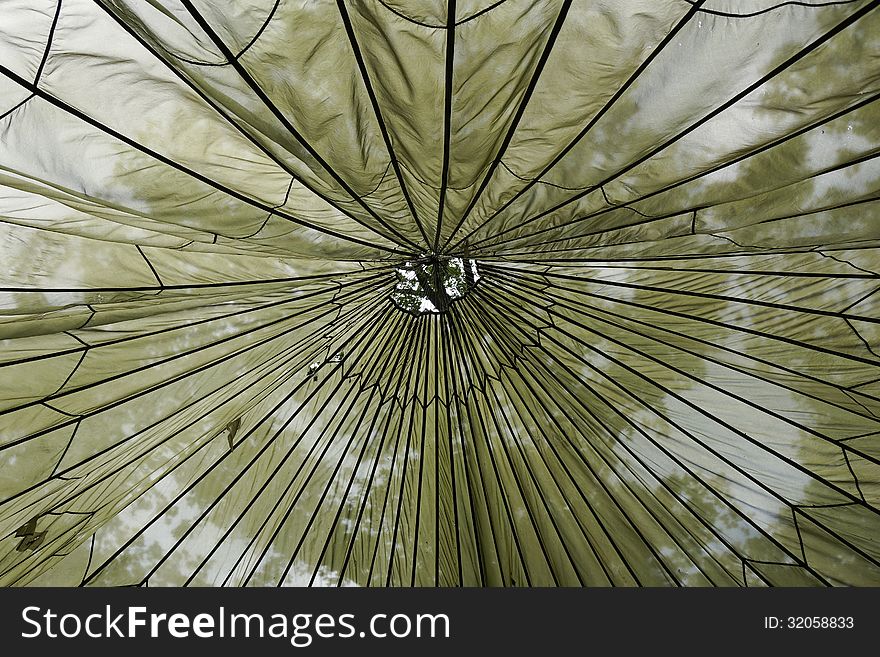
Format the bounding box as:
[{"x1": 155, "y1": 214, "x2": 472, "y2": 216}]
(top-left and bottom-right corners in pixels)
[{"x1": 1, "y1": 0, "x2": 879, "y2": 586}]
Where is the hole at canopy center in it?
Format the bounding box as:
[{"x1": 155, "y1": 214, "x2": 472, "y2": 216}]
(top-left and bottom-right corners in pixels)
[{"x1": 391, "y1": 257, "x2": 480, "y2": 315}]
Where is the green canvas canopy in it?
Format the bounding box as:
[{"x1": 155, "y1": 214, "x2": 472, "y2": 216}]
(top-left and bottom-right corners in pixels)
[{"x1": 1, "y1": 0, "x2": 879, "y2": 587}]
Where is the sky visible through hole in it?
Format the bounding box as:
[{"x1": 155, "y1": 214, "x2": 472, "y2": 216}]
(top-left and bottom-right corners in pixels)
[{"x1": 391, "y1": 257, "x2": 480, "y2": 315}]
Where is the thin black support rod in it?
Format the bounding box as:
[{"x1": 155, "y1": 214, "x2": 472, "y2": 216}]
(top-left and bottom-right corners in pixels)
[
  {"x1": 474, "y1": 285, "x2": 812, "y2": 585},
  {"x1": 179, "y1": 0, "x2": 424, "y2": 253},
  {"x1": 481, "y1": 276, "x2": 880, "y2": 530},
  {"x1": 185, "y1": 311, "x2": 406, "y2": 586},
  {"x1": 482, "y1": 263, "x2": 880, "y2": 330},
  {"x1": 492, "y1": 267, "x2": 880, "y2": 416},
  {"x1": 278, "y1": 317, "x2": 412, "y2": 586},
  {"x1": 0, "y1": 268, "x2": 390, "y2": 375},
  {"x1": 451, "y1": 0, "x2": 877, "y2": 252},
  {"x1": 433, "y1": 0, "x2": 458, "y2": 252},
  {"x1": 439, "y1": 0, "x2": 573, "y2": 250},
  {"x1": 0, "y1": 60, "x2": 411, "y2": 255},
  {"x1": 334, "y1": 316, "x2": 417, "y2": 585},
  {"x1": 447, "y1": 308, "x2": 533, "y2": 585},
  {"x1": 456, "y1": 298, "x2": 584, "y2": 585},
  {"x1": 440, "y1": 312, "x2": 485, "y2": 585},
  {"x1": 363, "y1": 316, "x2": 424, "y2": 585},
  {"x1": 462, "y1": 295, "x2": 722, "y2": 585},
  {"x1": 443, "y1": 0, "x2": 708, "y2": 252},
  {"x1": 488, "y1": 269, "x2": 880, "y2": 469},
  {"x1": 0, "y1": 273, "x2": 393, "y2": 428},
  {"x1": 90, "y1": 0, "x2": 415, "y2": 255},
  {"x1": 445, "y1": 310, "x2": 503, "y2": 584},
  {"x1": 385, "y1": 319, "x2": 431, "y2": 585},
  {"x1": 335, "y1": 0, "x2": 432, "y2": 249},
  {"x1": 136, "y1": 298, "x2": 395, "y2": 586},
  {"x1": 464, "y1": 94, "x2": 880, "y2": 254},
  {"x1": 46, "y1": 289, "x2": 387, "y2": 586},
  {"x1": 474, "y1": 280, "x2": 835, "y2": 582},
  {"x1": 493, "y1": 262, "x2": 879, "y2": 280},
  {"x1": 410, "y1": 317, "x2": 434, "y2": 585}
]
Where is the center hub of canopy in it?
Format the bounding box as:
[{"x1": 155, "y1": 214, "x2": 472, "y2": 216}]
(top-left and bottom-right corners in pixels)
[{"x1": 391, "y1": 256, "x2": 480, "y2": 315}]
